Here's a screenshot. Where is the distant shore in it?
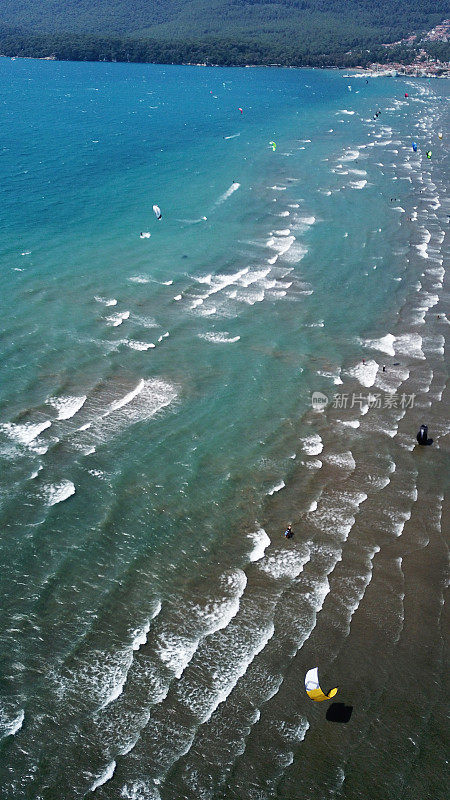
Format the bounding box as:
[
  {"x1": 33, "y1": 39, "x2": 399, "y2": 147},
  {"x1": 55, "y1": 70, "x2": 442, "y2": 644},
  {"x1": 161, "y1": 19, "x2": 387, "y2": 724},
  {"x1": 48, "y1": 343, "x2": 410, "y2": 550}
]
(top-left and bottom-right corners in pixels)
[{"x1": 2, "y1": 54, "x2": 449, "y2": 78}]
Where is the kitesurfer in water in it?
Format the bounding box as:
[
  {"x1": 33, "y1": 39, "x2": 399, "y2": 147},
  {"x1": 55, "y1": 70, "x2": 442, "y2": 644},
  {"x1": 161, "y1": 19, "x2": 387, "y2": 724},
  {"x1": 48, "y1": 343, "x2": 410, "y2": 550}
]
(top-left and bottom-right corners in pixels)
[
  {"x1": 417, "y1": 424, "x2": 432, "y2": 445},
  {"x1": 284, "y1": 525, "x2": 293, "y2": 539}
]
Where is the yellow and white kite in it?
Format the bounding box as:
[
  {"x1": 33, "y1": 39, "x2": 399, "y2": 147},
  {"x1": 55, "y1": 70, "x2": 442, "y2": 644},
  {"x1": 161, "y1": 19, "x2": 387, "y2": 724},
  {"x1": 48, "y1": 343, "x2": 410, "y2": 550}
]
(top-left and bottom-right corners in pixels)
[{"x1": 305, "y1": 667, "x2": 338, "y2": 702}]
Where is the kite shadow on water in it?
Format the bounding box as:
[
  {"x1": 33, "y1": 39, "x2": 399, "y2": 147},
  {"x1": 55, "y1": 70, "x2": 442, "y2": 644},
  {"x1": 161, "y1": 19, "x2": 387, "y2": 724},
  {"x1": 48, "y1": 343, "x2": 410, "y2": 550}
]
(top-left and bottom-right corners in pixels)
[{"x1": 326, "y1": 703, "x2": 353, "y2": 724}]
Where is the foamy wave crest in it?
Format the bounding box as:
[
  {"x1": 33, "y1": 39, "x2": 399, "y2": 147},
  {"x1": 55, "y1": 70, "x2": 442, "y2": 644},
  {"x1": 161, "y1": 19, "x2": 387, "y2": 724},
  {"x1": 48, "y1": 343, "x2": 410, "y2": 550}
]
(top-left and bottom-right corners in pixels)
[
  {"x1": 267, "y1": 481, "x2": 285, "y2": 495},
  {"x1": 0, "y1": 708, "x2": 25, "y2": 740},
  {"x1": 105, "y1": 380, "x2": 144, "y2": 414},
  {"x1": 247, "y1": 528, "x2": 271, "y2": 562},
  {"x1": 309, "y1": 491, "x2": 366, "y2": 541},
  {"x1": 49, "y1": 395, "x2": 87, "y2": 420},
  {"x1": 258, "y1": 545, "x2": 310, "y2": 580},
  {"x1": 301, "y1": 433, "x2": 323, "y2": 456},
  {"x1": 325, "y1": 451, "x2": 357, "y2": 472},
  {"x1": 179, "y1": 620, "x2": 275, "y2": 724},
  {"x1": 44, "y1": 480, "x2": 75, "y2": 506},
  {"x1": 394, "y1": 333, "x2": 425, "y2": 360},
  {"x1": 106, "y1": 310, "x2": 130, "y2": 327},
  {"x1": 317, "y1": 368, "x2": 342, "y2": 384},
  {"x1": 341, "y1": 149, "x2": 359, "y2": 162},
  {"x1": 335, "y1": 544, "x2": 380, "y2": 635},
  {"x1": 156, "y1": 569, "x2": 247, "y2": 679},
  {"x1": 121, "y1": 781, "x2": 161, "y2": 800},
  {"x1": 416, "y1": 229, "x2": 431, "y2": 259},
  {"x1": 347, "y1": 359, "x2": 378, "y2": 387},
  {"x1": 129, "y1": 275, "x2": 150, "y2": 284},
  {"x1": 95, "y1": 296, "x2": 117, "y2": 306},
  {"x1": 305, "y1": 458, "x2": 322, "y2": 469},
  {"x1": 1, "y1": 419, "x2": 51, "y2": 447},
  {"x1": 90, "y1": 761, "x2": 116, "y2": 793},
  {"x1": 125, "y1": 340, "x2": 156, "y2": 351},
  {"x1": 199, "y1": 332, "x2": 240, "y2": 344},
  {"x1": 73, "y1": 378, "x2": 177, "y2": 451},
  {"x1": 363, "y1": 333, "x2": 395, "y2": 356},
  {"x1": 349, "y1": 179, "x2": 367, "y2": 190},
  {"x1": 266, "y1": 234, "x2": 297, "y2": 259},
  {"x1": 56, "y1": 607, "x2": 162, "y2": 714}
]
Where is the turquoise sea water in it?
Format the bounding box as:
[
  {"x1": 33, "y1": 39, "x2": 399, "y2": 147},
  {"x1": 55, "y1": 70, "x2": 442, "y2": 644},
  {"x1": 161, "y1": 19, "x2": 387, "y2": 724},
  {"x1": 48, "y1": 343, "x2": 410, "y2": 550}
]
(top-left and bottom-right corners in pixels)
[{"x1": 0, "y1": 60, "x2": 448, "y2": 799}]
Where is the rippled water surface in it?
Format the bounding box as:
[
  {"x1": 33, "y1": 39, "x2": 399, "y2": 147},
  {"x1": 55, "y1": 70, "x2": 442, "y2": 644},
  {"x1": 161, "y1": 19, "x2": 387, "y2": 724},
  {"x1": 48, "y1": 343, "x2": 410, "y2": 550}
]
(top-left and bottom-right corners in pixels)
[{"x1": 0, "y1": 60, "x2": 448, "y2": 799}]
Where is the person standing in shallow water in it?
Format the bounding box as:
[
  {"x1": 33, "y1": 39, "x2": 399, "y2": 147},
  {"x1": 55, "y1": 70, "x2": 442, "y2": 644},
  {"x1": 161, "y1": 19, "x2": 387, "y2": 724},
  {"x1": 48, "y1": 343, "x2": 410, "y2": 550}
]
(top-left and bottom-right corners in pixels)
[{"x1": 285, "y1": 525, "x2": 293, "y2": 539}]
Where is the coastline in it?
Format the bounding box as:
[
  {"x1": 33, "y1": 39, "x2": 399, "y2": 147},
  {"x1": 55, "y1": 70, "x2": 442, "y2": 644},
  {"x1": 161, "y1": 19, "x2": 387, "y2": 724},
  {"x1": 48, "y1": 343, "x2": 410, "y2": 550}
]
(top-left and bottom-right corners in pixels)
[{"x1": 3, "y1": 53, "x2": 450, "y2": 78}]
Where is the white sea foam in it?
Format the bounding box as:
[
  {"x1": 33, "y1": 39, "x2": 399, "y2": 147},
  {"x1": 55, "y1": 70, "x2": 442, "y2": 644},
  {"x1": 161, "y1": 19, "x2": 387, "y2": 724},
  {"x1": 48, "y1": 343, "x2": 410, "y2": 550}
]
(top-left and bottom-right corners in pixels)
[
  {"x1": 0, "y1": 708, "x2": 24, "y2": 740},
  {"x1": 341, "y1": 149, "x2": 360, "y2": 162},
  {"x1": 347, "y1": 359, "x2": 378, "y2": 387},
  {"x1": 305, "y1": 458, "x2": 322, "y2": 469},
  {"x1": 301, "y1": 434, "x2": 323, "y2": 456},
  {"x1": 266, "y1": 234, "x2": 297, "y2": 260},
  {"x1": 74, "y1": 379, "x2": 177, "y2": 452},
  {"x1": 125, "y1": 340, "x2": 156, "y2": 351},
  {"x1": 416, "y1": 243, "x2": 429, "y2": 259},
  {"x1": 105, "y1": 379, "x2": 145, "y2": 415},
  {"x1": 267, "y1": 481, "x2": 285, "y2": 496},
  {"x1": 258, "y1": 545, "x2": 310, "y2": 580},
  {"x1": 326, "y1": 451, "x2": 357, "y2": 471},
  {"x1": 337, "y1": 419, "x2": 360, "y2": 428},
  {"x1": 391, "y1": 509, "x2": 412, "y2": 537},
  {"x1": 349, "y1": 179, "x2": 367, "y2": 189},
  {"x1": 1, "y1": 420, "x2": 51, "y2": 446},
  {"x1": 338, "y1": 109, "x2": 355, "y2": 115},
  {"x1": 238, "y1": 266, "x2": 271, "y2": 288},
  {"x1": 181, "y1": 622, "x2": 276, "y2": 726},
  {"x1": 247, "y1": 528, "x2": 271, "y2": 562},
  {"x1": 199, "y1": 332, "x2": 240, "y2": 344},
  {"x1": 156, "y1": 570, "x2": 247, "y2": 679},
  {"x1": 317, "y1": 368, "x2": 342, "y2": 384},
  {"x1": 49, "y1": 395, "x2": 87, "y2": 420},
  {"x1": 364, "y1": 333, "x2": 395, "y2": 356},
  {"x1": 95, "y1": 296, "x2": 117, "y2": 306},
  {"x1": 309, "y1": 491, "x2": 366, "y2": 541},
  {"x1": 90, "y1": 761, "x2": 116, "y2": 792},
  {"x1": 394, "y1": 333, "x2": 425, "y2": 360},
  {"x1": 106, "y1": 310, "x2": 130, "y2": 327},
  {"x1": 336, "y1": 544, "x2": 380, "y2": 633},
  {"x1": 44, "y1": 480, "x2": 75, "y2": 506},
  {"x1": 121, "y1": 781, "x2": 161, "y2": 800},
  {"x1": 129, "y1": 275, "x2": 150, "y2": 284}
]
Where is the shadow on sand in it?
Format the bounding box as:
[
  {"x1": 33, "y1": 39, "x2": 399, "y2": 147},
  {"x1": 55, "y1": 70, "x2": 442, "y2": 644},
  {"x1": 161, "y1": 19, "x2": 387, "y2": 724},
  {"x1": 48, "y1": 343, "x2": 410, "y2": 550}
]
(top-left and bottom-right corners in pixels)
[{"x1": 326, "y1": 703, "x2": 353, "y2": 723}]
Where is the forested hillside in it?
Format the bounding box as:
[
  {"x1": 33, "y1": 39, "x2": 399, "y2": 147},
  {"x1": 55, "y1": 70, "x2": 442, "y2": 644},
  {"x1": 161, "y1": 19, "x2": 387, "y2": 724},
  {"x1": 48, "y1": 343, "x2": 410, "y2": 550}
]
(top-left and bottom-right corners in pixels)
[{"x1": 0, "y1": 0, "x2": 448, "y2": 66}]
